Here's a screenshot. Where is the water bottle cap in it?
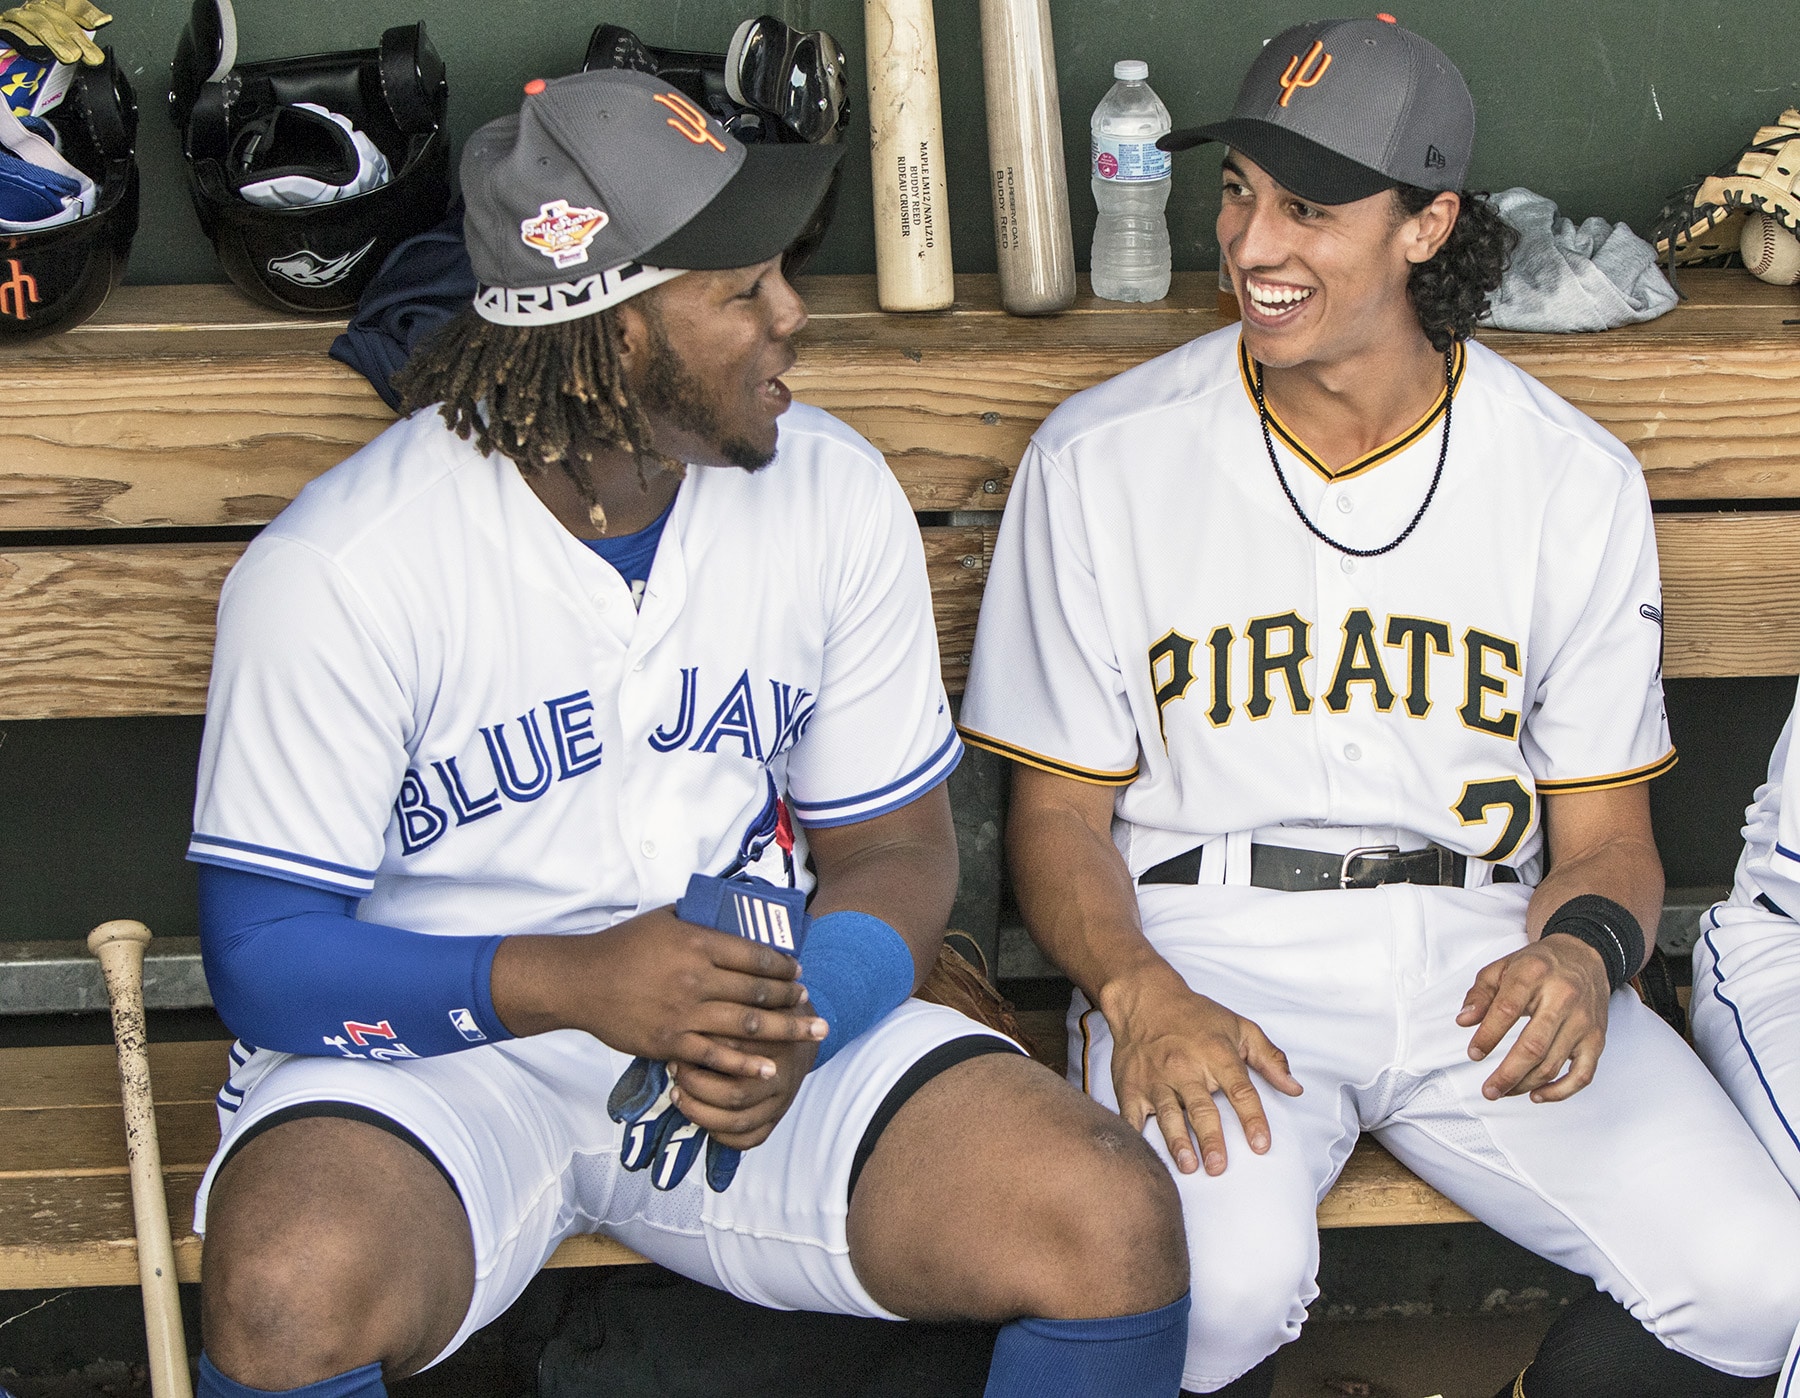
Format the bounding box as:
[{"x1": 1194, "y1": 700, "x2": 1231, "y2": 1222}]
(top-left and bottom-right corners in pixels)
[{"x1": 1113, "y1": 60, "x2": 1148, "y2": 80}]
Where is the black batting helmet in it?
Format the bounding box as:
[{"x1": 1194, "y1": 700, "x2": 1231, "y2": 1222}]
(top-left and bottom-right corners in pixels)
[
  {"x1": 0, "y1": 46, "x2": 138, "y2": 338},
  {"x1": 169, "y1": 0, "x2": 451, "y2": 313}
]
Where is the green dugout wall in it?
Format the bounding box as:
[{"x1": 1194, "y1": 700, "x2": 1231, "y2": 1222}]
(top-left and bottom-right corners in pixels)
[{"x1": 102, "y1": 0, "x2": 1799, "y2": 284}]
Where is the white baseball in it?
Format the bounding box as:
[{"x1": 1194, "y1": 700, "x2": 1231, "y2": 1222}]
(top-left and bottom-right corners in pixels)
[{"x1": 1740, "y1": 210, "x2": 1800, "y2": 285}]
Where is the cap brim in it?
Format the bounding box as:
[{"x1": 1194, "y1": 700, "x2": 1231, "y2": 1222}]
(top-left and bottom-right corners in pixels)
[
  {"x1": 1159, "y1": 118, "x2": 1396, "y2": 206},
  {"x1": 642, "y1": 140, "x2": 845, "y2": 270}
]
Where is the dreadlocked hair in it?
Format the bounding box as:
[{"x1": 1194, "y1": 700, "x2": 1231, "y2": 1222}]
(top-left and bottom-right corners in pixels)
[
  {"x1": 393, "y1": 307, "x2": 664, "y2": 526},
  {"x1": 1394, "y1": 185, "x2": 1519, "y2": 352}
]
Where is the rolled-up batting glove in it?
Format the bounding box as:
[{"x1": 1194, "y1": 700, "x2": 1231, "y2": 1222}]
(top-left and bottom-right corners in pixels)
[{"x1": 607, "y1": 875, "x2": 810, "y2": 1192}]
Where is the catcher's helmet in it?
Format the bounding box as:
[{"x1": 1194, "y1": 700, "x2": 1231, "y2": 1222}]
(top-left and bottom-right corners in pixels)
[
  {"x1": 169, "y1": 0, "x2": 450, "y2": 313},
  {"x1": 0, "y1": 46, "x2": 138, "y2": 337}
]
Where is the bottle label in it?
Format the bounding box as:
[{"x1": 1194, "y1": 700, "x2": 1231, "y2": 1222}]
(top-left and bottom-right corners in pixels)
[{"x1": 1092, "y1": 134, "x2": 1171, "y2": 182}]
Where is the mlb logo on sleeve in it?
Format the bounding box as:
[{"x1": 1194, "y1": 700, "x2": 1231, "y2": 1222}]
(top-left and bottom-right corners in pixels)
[{"x1": 449, "y1": 1007, "x2": 487, "y2": 1042}]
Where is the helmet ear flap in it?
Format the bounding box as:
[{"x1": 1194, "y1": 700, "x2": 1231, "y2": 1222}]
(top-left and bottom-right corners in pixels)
[
  {"x1": 169, "y1": 0, "x2": 237, "y2": 133},
  {"x1": 378, "y1": 22, "x2": 444, "y2": 138},
  {"x1": 72, "y1": 48, "x2": 138, "y2": 165}
]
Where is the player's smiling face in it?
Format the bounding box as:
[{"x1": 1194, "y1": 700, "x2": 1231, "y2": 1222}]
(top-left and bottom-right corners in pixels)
[
  {"x1": 1217, "y1": 153, "x2": 1456, "y2": 372},
  {"x1": 621, "y1": 255, "x2": 807, "y2": 472}
]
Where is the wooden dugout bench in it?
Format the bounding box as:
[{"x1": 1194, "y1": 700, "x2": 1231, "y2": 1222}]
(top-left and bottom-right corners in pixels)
[{"x1": 3, "y1": 269, "x2": 1798, "y2": 1289}]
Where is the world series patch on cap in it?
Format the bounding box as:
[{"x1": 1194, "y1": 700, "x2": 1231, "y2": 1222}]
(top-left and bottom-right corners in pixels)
[
  {"x1": 461, "y1": 67, "x2": 842, "y2": 326},
  {"x1": 1160, "y1": 15, "x2": 1474, "y2": 207}
]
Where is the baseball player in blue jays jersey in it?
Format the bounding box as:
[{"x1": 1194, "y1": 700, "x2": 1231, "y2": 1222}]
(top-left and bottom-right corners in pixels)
[
  {"x1": 961, "y1": 19, "x2": 1800, "y2": 1398},
  {"x1": 185, "y1": 71, "x2": 1190, "y2": 1398},
  {"x1": 1693, "y1": 682, "x2": 1800, "y2": 1395}
]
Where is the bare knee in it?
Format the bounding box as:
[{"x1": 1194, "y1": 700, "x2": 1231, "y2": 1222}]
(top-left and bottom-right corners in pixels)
[
  {"x1": 201, "y1": 1120, "x2": 474, "y2": 1387},
  {"x1": 1028, "y1": 1109, "x2": 1188, "y2": 1316}
]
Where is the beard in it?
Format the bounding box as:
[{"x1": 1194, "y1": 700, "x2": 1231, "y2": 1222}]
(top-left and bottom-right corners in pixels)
[{"x1": 634, "y1": 311, "x2": 776, "y2": 473}]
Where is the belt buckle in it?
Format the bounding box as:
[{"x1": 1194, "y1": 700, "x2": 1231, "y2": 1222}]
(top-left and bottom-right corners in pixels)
[{"x1": 1339, "y1": 844, "x2": 1401, "y2": 890}]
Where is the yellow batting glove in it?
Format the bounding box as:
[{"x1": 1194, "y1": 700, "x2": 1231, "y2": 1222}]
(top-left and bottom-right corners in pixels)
[{"x1": 0, "y1": 0, "x2": 113, "y2": 66}]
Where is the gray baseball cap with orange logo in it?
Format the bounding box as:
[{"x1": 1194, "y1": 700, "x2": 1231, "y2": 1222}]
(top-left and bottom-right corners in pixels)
[
  {"x1": 461, "y1": 68, "x2": 842, "y2": 325},
  {"x1": 1160, "y1": 15, "x2": 1473, "y2": 206}
]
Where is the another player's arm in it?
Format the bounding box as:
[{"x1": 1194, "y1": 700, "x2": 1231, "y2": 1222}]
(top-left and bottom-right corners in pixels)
[
  {"x1": 666, "y1": 782, "x2": 962, "y2": 1149},
  {"x1": 1458, "y1": 782, "x2": 1664, "y2": 1102},
  {"x1": 1007, "y1": 764, "x2": 1301, "y2": 1177}
]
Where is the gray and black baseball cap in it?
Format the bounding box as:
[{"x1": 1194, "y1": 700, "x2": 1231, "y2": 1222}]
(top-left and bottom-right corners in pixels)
[
  {"x1": 1160, "y1": 16, "x2": 1473, "y2": 206},
  {"x1": 462, "y1": 68, "x2": 843, "y2": 326}
]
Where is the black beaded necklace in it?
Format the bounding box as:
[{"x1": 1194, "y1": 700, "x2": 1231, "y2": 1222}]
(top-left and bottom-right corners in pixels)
[{"x1": 1251, "y1": 346, "x2": 1455, "y2": 559}]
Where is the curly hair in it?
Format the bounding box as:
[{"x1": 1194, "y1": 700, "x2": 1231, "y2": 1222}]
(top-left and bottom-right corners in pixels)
[
  {"x1": 393, "y1": 307, "x2": 663, "y2": 531},
  {"x1": 1393, "y1": 185, "x2": 1518, "y2": 352}
]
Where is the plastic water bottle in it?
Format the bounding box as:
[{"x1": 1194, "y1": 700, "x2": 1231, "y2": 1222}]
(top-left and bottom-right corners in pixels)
[{"x1": 1090, "y1": 59, "x2": 1171, "y2": 303}]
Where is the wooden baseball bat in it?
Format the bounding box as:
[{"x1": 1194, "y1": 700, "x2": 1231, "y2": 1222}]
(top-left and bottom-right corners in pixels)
[
  {"x1": 978, "y1": 0, "x2": 1074, "y2": 315},
  {"x1": 864, "y1": 0, "x2": 955, "y2": 311},
  {"x1": 90, "y1": 919, "x2": 194, "y2": 1398}
]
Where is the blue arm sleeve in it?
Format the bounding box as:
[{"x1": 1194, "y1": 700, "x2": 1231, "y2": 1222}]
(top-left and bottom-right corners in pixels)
[
  {"x1": 799, "y1": 910, "x2": 917, "y2": 1067},
  {"x1": 197, "y1": 864, "x2": 511, "y2": 1059}
]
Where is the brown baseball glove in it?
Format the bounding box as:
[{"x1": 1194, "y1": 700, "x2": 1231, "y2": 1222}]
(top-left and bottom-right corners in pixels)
[
  {"x1": 1651, "y1": 108, "x2": 1800, "y2": 287},
  {"x1": 916, "y1": 931, "x2": 1034, "y2": 1054}
]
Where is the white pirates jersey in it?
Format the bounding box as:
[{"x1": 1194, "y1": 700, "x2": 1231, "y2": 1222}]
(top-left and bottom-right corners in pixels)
[
  {"x1": 190, "y1": 402, "x2": 960, "y2": 937},
  {"x1": 1725, "y1": 679, "x2": 1800, "y2": 917},
  {"x1": 961, "y1": 328, "x2": 1672, "y2": 879}
]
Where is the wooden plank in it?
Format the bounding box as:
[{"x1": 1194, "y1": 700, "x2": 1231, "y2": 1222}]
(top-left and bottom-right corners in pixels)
[
  {"x1": 0, "y1": 543, "x2": 241, "y2": 719},
  {"x1": 1318, "y1": 1140, "x2": 1476, "y2": 1228},
  {"x1": 0, "y1": 1040, "x2": 229, "y2": 1111},
  {"x1": 1657, "y1": 512, "x2": 1800, "y2": 677},
  {"x1": 0, "y1": 1100, "x2": 217, "y2": 1176},
  {"x1": 0, "y1": 530, "x2": 990, "y2": 720},
  {"x1": 6, "y1": 510, "x2": 1790, "y2": 722},
  {"x1": 3, "y1": 273, "x2": 1799, "y2": 529},
  {"x1": 0, "y1": 1171, "x2": 207, "y2": 1287}
]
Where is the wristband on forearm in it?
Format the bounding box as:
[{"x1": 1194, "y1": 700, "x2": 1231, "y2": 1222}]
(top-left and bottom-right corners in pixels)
[
  {"x1": 1542, "y1": 894, "x2": 1645, "y2": 993},
  {"x1": 800, "y1": 910, "x2": 916, "y2": 1067}
]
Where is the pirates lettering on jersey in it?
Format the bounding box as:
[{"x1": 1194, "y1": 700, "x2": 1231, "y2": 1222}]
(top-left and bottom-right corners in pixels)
[
  {"x1": 395, "y1": 688, "x2": 605, "y2": 855},
  {"x1": 1151, "y1": 608, "x2": 1523, "y2": 736},
  {"x1": 647, "y1": 667, "x2": 817, "y2": 762}
]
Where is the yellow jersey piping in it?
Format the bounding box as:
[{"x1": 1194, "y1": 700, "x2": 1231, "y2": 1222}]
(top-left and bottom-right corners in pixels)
[
  {"x1": 1236, "y1": 339, "x2": 1467, "y2": 483},
  {"x1": 1535, "y1": 748, "x2": 1679, "y2": 795},
  {"x1": 957, "y1": 727, "x2": 1139, "y2": 787}
]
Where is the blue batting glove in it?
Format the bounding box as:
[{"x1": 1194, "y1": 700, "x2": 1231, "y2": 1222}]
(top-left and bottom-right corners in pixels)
[{"x1": 607, "y1": 875, "x2": 810, "y2": 1192}]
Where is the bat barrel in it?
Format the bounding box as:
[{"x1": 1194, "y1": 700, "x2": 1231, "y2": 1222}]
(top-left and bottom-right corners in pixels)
[
  {"x1": 89, "y1": 920, "x2": 194, "y2": 1398},
  {"x1": 865, "y1": 0, "x2": 955, "y2": 311},
  {"x1": 980, "y1": 0, "x2": 1076, "y2": 315}
]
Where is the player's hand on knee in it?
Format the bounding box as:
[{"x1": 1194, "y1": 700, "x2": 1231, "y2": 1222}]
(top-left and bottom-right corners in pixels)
[
  {"x1": 1103, "y1": 964, "x2": 1301, "y2": 1177},
  {"x1": 1457, "y1": 938, "x2": 1609, "y2": 1102},
  {"x1": 670, "y1": 1036, "x2": 819, "y2": 1148}
]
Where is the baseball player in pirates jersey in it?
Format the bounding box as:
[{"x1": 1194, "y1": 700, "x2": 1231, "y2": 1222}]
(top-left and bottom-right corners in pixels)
[
  {"x1": 962, "y1": 18, "x2": 1800, "y2": 1398},
  {"x1": 185, "y1": 72, "x2": 1190, "y2": 1398}
]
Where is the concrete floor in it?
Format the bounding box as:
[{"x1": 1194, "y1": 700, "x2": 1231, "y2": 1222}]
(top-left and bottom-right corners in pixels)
[{"x1": 3, "y1": 1312, "x2": 1784, "y2": 1397}]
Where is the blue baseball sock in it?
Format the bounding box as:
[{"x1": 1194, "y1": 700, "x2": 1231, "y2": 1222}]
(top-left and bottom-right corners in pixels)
[
  {"x1": 983, "y1": 1293, "x2": 1191, "y2": 1397},
  {"x1": 198, "y1": 1354, "x2": 386, "y2": 1398}
]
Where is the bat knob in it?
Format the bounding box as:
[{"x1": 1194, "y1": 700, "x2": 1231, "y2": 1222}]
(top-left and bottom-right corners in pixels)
[{"x1": 88, "y1": 919, "x2": 153, "y2": 954}]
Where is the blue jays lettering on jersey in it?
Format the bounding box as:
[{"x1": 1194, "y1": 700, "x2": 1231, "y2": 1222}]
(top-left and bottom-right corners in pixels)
[{"x1": 189, "y1": 400, "x2": 959, "y2": 945}]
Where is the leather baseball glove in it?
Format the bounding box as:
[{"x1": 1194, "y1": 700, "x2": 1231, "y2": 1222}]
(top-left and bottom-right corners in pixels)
[
  {"x1": 1651, "y1": 109, "x2": 1800, "y2": 287},
  {"x1": 916, "y1": 932, "x2": 1034, "y2": 1054}
]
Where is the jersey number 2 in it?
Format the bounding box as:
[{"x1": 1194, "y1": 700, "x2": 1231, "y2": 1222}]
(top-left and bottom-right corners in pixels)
[{"x1": 1453, "y1": 777, "x2": 1533, "y2": 863}]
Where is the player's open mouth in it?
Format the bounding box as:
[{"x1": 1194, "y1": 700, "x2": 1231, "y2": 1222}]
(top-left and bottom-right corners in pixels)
[
  {"x1": 760, "y1": 376, "x2": 792, "y2": 411},
  {"x1": 1243, "y1": 279, "x2": 1315, "y2": 322}
]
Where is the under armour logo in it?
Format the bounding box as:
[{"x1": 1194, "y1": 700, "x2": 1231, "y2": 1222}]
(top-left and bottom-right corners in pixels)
[
  {"x1": 0, "y1": 257, "x2": 37, "y2": 320},
  {"x1": 1425, "y1": 145, "x2": 1447, "y2": 170},
  {"x1": 1278, "y1": 40, "x2": 1331, "y2": 107},
  {"x1": 655, "y1": 90, "x2": 727, "y2": 152}
]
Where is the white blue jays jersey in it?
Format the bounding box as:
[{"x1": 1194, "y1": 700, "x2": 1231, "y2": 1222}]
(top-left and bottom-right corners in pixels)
[
  {"x1": 189, "y1": 402, "x2": 960, "y2": 937},
  {"x1": 961, "y1": 329, "x2": 1671, "y2": 878},
  {"x1": 1723, "y1": 679, "x2": 1800, "y2": 918}
]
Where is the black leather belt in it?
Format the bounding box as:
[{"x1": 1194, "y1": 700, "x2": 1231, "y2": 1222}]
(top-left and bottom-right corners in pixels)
[{"x1": 1139, "y1": 841, "x2": 1520, "y2": 891}]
